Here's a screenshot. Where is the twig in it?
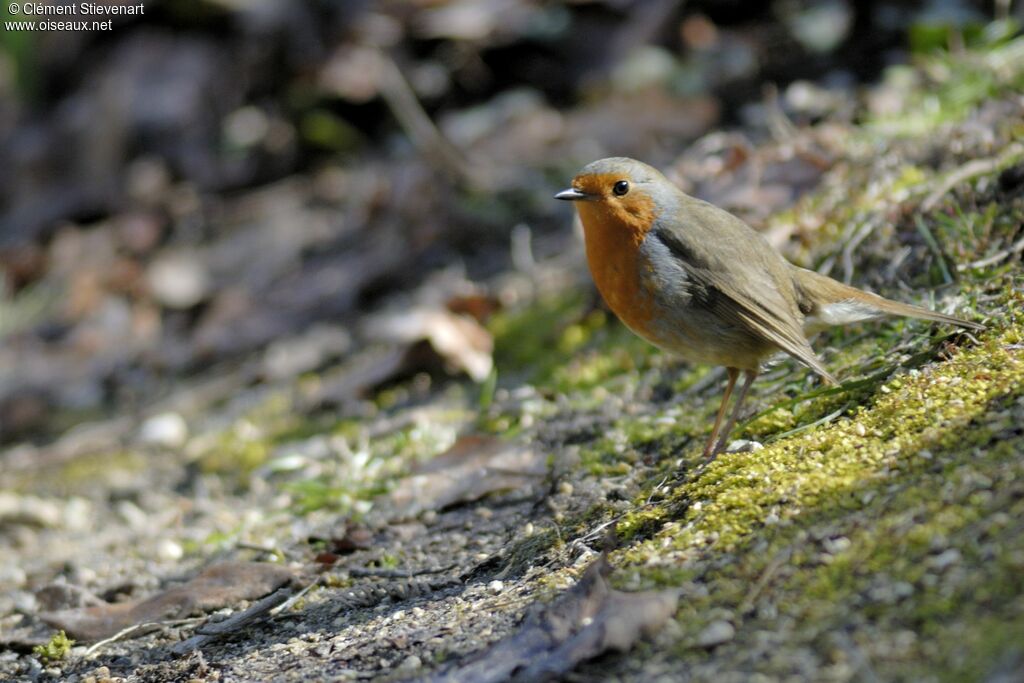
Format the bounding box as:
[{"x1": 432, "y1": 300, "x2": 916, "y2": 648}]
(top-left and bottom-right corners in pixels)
[
  {"x1": 608, "y1": 0, "x2": 683, "y2": 69},
  {"x1": 374, "y1": 49, "x2": 480, "y2": 187},
  {"x1": 842, "y1": 220, "x2": 877, "y2": 285},
  {"x1": 740, "y1": 369, "x2": 889, "y2": 429},
  {"x1": 270, "y1": 575, "x2": 324, "y2": 617},
  {"x1": 765, "y1": 405, "x2": 849, "y2": 443},
  {"x1": 921, "y1": 142, "x2": 1024, "y2": 212},
  {"x1": 170, "y1": 587, "x2": 294, "y2": 655},
  {"x1": 83, "y1": 617, "x2": 205, "y2": 658},
  {"x1": 680, "y1": 366, "x2": 726, "y2": 397},
  {"x1": 576, "y1": 517, "x2": 623, "y2": 545},
  {"x1": 738, "y1": 547, "x2": 792, "y2": 615},
  {"x1": 764, "y1": 83, "x2": 797, "y2": 143},
  {"x1": 235, "y1": 542, "x2": 276, "y2": 553},
  {"x1": 914, "y1": 216, "x2": 954, "y2": 284},
  {"x1": 957, "y1": 233, "x2": 1024, "y2": 271},
  {"x1": 346, "y1": 563, "x2": 458, "y2": 579},
  {"x1": 645, "y1": 475, "x2": 671, "y2": 504}
]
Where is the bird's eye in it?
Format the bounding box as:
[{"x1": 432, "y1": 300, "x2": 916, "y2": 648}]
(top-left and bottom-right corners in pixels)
[{"x1": 612, "y1": 180, "x2": 630, "y2": 196}]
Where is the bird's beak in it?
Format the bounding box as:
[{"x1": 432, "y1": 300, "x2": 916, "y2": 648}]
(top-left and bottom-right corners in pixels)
[{"x1": 554, "y1": 188, "x2": 591, "y2": 201}]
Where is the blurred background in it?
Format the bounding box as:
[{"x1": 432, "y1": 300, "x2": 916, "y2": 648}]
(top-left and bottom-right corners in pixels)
[{"x1": 0, "y1": 0, "x2": 1020, "y2": 452}]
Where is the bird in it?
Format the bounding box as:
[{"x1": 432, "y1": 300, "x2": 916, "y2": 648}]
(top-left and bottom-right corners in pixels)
[{"x1": 555, "y1": 157, "x2": 984, "y2": 459}]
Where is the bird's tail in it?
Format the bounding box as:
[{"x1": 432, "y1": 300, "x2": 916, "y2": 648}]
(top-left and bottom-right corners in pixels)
[{"x1": 790, "y1": 266, "x2": 985, "y2": 332}]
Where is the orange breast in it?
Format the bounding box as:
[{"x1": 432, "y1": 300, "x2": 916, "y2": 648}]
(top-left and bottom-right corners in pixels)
[{"x1": 577, "y1": 202, "x2": 658, "y2": 338}]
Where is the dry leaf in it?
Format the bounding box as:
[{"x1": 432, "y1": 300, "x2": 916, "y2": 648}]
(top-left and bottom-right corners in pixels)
[
  {"x1": 365, "y1": 308, "x2": 494, "y2": 382},
  {"x1": 426, "y1": 556, "x2": 681, "y2": 683},
  {"x1": 40, "y1": 562, "x2": 296, "y2": 642},
  {"x1": 446, "y1": 294, "x2": 501, "y2": 324},
  {"x1": 387, "y1": 435, "x2": 546, "y2": 518},
  {"x1": 309, "y1": 524, "x2": 375, "y2": 564}
]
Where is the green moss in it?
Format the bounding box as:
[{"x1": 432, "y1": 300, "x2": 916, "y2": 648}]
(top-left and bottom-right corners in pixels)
[
  {"x1": 33, "y1": 630, "x2": 73, "y2": 662},
  {"x1": 501, "y1": 526, "x2": 563, "y2": 577},
  {"x1": 283, "y1": 478, "x2": 386, "y2": 515},
  {"x1": 489, "y1": 290, "x2": 588, "y2": 383},
  {"x1": 616, "y1": 506, "x2": 670, "y2": 542},
  {"x1": 7, "y1": 449, "x2": 147, "y2": 497},
  {"x1": 594, "y1": 288, "x2": 1024, "y2": 673},
  {"x1": 506, "y1": 34, "x2": 1024, "y2": 678},
  {"x1": 279, "y1": 416, "x2": 464, "y2": 515},
  {"x1": 869, "y1": 26, "x2": 1024, "y2": 135},
  {"x1": 300, "y1": 109, "x2": 362, "y2": 152},
  {"x1": 490, "y1": 290, "x2": 655, "y2": 392},
  {"x1": 269, "y1": 415, "x2": 348, "y2": 446},
  {"x1": 630, "y1": 302, "x2": 1015, "y2": 554},
  {"x1": 199, "y1": 427, "x2": 272, "y2": 475},
  {"x1": 198, "y1": 393, "x2": 330, "y2": 475},
  {"x1": 550, "y1": 346, "x2": 639, "y2": 393}
]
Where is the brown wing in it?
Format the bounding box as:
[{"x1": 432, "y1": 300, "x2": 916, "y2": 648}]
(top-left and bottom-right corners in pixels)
[
  {"x1": 791, "y1": 266, "x2": 985, "y2": 331},
  {"x1": 653, "y1": 199, "x2": 838, "y2": 384}
]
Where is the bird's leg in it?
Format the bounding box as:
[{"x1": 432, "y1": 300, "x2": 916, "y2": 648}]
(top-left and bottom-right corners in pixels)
[
  {"x1": 702, "y1": 368, "x2": 739, "y2": 459},
  {"x1": 711, "y1": 369, "x2": 758, "y2": 457}
]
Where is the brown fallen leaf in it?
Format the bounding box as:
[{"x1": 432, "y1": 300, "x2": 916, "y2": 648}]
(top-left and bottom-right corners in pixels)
[
  {"x1": 310, "y1": 523, "x2": 375, "y2": 565},
  {"x1": 327, "y1": 524, "x2": 374, "y2": 554},
  {"x1": 387, "y1": 435, "x2": 546, "y2": 518},
  {"x1": 364, "y1": 307, "x2": 494, "y2": 382},
  {"x1": 446, "y1": 293, "x2": 501, "y2": 324},
  {"x1": 424, "y1": 556, "x2": 681, "y2": 683},
  {"x1": 40, "y1": 562, "x2": 296, "y2": 642}
]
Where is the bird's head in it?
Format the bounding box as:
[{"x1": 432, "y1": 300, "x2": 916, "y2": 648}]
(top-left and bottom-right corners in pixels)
[{"x1": 555, "y1": 157, "x2": 675, "y2": 241}]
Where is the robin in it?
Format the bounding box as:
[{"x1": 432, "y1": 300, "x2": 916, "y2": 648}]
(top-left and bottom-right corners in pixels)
[{"x1": 556, "y1": 157, "x2": 984, "y2": 459}]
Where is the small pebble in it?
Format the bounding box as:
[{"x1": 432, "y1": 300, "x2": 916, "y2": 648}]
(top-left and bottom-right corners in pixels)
[
  {"x1": 929, "y1": 548, "x2": 961, "y2": 571},
  {"x1": 487, "y1": 580, "x2": 504, "y2": 594},
  {"x1": 399, "y1": 655, "x2": 422, "y2": 670},
  {"x1": 823, "y1": 536, "x2": 851, "y2": 554},
  {"x1": 697, "y1": 620, "x2": 735, "y2": 648},
  {"x1": 84, "y1": 666, "x2": 112, "y2": 683},
  {"x1": 146, "y1": 252, "x2": 210, "y2": 309},
  {"x1": 156, "y1": 538, "x2": 183, "y2": 561},
  {"x1": 139, "y1": 412, "x2": 188, "y2": 448},
  {"x1": 726, "y1": 439, "x2": 763, "y2": 453}
]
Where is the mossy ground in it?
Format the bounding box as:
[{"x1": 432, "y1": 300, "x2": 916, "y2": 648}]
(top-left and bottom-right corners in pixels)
[
  {"x1": 468, "y1": 30, "x2": 1024, "y2": 680},
  {"x1": 8, "y1": 28, "x2": 1024, "y2": 683}
]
